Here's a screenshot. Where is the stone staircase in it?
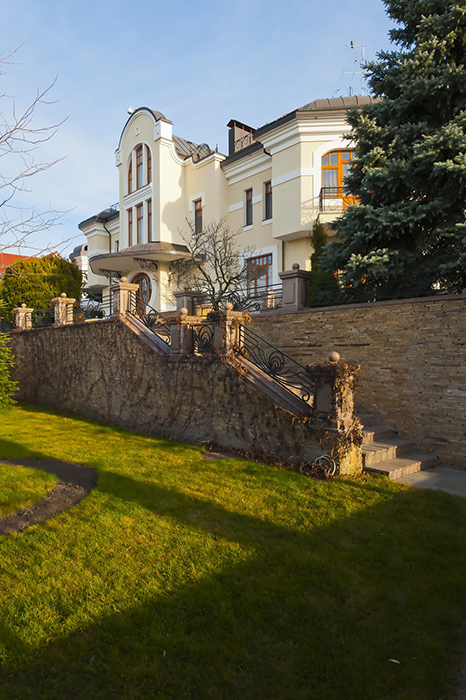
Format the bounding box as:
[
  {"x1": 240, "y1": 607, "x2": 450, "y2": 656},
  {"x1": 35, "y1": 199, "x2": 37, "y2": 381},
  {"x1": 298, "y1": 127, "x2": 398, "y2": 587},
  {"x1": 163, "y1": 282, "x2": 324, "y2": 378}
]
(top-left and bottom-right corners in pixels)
[{"x1": 359, "y1": 411, "x2": 438, "y2": 479}]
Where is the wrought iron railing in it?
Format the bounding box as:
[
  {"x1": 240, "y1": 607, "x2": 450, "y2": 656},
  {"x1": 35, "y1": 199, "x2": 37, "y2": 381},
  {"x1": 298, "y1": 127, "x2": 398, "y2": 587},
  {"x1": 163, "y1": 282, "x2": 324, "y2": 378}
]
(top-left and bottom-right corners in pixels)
[
  {"x1": 226, "y1": 284, "x2": 283, "y2": 312},
  {"x1": 73, "y1": 298, "x2": 113, "y2": 322},
  {"x1": 192, "y1": 285, "x2": 283, "y2": 316},
  {"x1": 236, "y1": 325, "x2": 315, "y2": 407},
  {"x1": 319, "y1": 187, "x2": 358, "y2": 212},
  {"x1": 193, "y1": 322, "x2": 215, "y2": 354},
  {"x1": 32, "y1": 307, "x2": 55, "y2": 328},
  {"x1": 127, "y1": 292, "x2": 171, "y2": 347}
]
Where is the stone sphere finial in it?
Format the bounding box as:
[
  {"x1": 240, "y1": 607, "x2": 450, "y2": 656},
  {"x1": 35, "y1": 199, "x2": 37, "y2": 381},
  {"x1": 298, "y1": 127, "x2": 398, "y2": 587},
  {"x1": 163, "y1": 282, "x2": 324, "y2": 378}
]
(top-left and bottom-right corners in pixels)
[
  {"x1": 225, "y1": 302, "x2": 234, "y2": 311},
  {"x1": 60, "y1": 292, "x2": 67, "y2": 298},
  {"x1": 328, "y1": 351, "x2": 340, "y2": 363},
  {"x1": 180, "y1": 307, "x2": 188, "y2": 316},
  {"x1": 21, "y1": 303, "x2": 26, "y2": 308},
  {"x1": 121, "y1": 276, "x2": 127, "y2": 283},
  {"x1": 292, "y1": 263, "x2": 300, "y2": 270}
]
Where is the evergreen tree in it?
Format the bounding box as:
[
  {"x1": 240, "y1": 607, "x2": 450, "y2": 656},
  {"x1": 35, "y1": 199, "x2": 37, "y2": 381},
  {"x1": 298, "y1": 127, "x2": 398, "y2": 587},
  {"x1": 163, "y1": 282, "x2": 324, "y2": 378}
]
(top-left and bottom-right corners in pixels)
[
  {"x1": 0, "y1": 255, "x2": 82, "y2": 316},
  {"x1": 0, "y1": 333, "x2": 17, "y2": 410},
  {"x1": 324, "y1": 0, "x2": 466, "y2": 296}
]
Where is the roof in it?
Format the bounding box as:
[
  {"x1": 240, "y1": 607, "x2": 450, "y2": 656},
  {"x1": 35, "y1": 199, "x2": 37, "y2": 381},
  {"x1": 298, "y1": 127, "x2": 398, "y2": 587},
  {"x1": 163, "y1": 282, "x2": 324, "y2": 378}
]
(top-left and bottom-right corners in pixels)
[
  {"x1": 0, "y1": 252, "x2": 29, "y2": 275},
  {"x1": 78, "y1": 206, "x2": 119, "y2": 232},
  {"x1": 172, "y1": 135, "x2": 214, "y2": 162},
  {"x1": 222, "y1": 95, "x2": 379, "y2": 167},
  {"x1": 299, "y1": 95, "x2": 377, "y2": 111}
]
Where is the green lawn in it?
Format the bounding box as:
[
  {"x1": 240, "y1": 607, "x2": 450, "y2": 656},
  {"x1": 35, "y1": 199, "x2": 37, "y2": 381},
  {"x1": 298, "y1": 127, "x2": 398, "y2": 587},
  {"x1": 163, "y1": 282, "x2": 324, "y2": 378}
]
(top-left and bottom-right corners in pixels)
[
  {"x1": 0, "y1": 463, "x2": 56, "y2": 516},
  {"x1": 0, "y1": 403, "x2": 465, "y2": 699}
]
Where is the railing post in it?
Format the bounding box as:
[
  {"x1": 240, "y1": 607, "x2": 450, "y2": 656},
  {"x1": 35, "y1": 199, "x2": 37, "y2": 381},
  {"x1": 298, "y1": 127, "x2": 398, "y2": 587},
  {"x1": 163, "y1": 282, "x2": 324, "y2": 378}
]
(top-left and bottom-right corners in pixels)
[
  {"x1": 13, "y1": 303, "x2": 33, "y2": 331},
  {"x1": 170, "y1": 308, "x2": 194, "y2": 355},
  {"x1": 279, "y1": 264, "x2": 312, "y2": 312},
  {"x1": 310, "y1": 351, "x2": 357, "y2": 430},
  {"x1": 110, "y1": 277, "x2": 139, "y2": 317},
  {"x1": 211, "y1": 303, "x2": 247, "y2": 354},
  {"x1": 52, "y1": 293, "x2": 76, "y2": 326},
  {"x1": 307, "y1": 351, "x2": 362, "y2": 476},
  {"x1": 173, "y1": 289, "x2": 199, "y2": 316}
]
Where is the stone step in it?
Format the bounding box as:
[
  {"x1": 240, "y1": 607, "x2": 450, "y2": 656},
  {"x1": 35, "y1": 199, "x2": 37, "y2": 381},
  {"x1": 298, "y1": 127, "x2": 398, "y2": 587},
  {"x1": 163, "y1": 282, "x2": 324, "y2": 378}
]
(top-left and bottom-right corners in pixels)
[
  {"x1": 362, "y1": 425, "x2": 395, "y2": 444},
  {"x1": 362, "y1": 438, "x2": 414, "y2": 467},
  {"x1": 363, "y1": 453, "x2": 439, "y2": 480}
]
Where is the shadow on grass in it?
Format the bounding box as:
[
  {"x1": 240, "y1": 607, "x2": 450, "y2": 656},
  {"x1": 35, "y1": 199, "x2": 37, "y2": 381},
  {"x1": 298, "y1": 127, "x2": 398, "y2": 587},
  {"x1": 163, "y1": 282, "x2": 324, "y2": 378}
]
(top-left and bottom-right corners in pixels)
[{"x1": 1, "y1": 459, "x2": 466, "y2": 700}]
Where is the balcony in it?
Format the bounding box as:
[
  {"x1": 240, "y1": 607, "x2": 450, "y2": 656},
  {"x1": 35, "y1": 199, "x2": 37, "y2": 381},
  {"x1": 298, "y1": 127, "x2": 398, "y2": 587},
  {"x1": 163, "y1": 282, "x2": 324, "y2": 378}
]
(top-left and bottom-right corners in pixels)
[{"x1": 319, "y1": 187, "x2": 358, "y2": 213}]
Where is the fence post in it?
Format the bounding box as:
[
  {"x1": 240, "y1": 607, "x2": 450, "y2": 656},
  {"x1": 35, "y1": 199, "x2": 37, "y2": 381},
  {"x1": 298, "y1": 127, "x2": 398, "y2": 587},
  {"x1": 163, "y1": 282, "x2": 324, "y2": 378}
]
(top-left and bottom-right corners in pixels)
[
  {"x1": 13, "y1": 304, "x2": 33, "y2": 331},
  {"x1": 52, "y1": 293, "x2": 76, "y2": 326},
  {"x1": 210, "y1": 303, "x2": 247, "y2": 354},
  {"x1": 170, "y1": 308, "x2": 194, "y2": 355},
  {"x1": 173, "y1": 289, "x2": 199, "y2": 316},
  {"x1": 279, "y1": 263, "x2": 312, "y2": 312},
  {"x1": 307, "y1": 351, "x2": 362, "y2": 475},
  {"x1": 110, "y1": 277, "x2": 140, "y2": 317}
]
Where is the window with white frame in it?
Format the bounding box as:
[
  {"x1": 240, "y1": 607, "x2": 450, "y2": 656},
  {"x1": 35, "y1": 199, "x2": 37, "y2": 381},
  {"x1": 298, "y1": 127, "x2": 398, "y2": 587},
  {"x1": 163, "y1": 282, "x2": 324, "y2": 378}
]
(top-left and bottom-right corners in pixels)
[
  {"x1": 194, "y1": 199, "x2": 202, "y2": 234},
  {"x1": 245, "y1": 188, "x2": 253, "y2": 227},
  {"x1": 264, "y1": 181, "x2": 272, "y2": 221}
]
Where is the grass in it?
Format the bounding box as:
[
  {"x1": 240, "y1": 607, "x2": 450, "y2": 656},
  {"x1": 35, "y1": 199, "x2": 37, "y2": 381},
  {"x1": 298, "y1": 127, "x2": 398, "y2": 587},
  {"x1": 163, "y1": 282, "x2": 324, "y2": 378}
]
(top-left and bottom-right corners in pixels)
[
  {"x1": 0, "y1": 463, "x2": 56, "y2": 516},
  {"x1": 0, "y1": 403, "x2": 465, "y2": 699}
]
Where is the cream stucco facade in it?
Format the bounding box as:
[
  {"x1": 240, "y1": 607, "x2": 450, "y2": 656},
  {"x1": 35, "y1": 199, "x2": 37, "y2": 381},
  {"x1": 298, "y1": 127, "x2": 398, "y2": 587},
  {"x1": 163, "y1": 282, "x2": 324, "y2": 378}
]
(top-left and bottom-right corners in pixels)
[{"x1": 80, "y1": 96, "x2": 374, "y2": 311}]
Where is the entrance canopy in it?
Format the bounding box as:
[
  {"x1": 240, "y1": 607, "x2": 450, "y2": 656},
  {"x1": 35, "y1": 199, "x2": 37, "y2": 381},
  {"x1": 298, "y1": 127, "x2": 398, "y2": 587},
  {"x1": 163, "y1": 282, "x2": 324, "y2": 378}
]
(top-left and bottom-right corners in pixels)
[{"x1": 89, "y1": 241, "x2": 191, "y2": 277}]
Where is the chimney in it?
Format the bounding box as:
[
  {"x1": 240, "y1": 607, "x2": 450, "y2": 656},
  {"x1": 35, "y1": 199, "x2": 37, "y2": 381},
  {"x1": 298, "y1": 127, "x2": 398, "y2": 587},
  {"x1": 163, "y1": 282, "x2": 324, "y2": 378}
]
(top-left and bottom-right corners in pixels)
[{"x1": 227, "y1": 120, "x2": 255, "y2": 156}]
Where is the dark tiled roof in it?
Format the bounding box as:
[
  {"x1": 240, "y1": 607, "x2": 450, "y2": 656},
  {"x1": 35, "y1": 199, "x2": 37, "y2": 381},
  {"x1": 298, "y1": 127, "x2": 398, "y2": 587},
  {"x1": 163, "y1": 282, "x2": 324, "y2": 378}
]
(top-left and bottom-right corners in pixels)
[{"x1": 173, "y1": 135, "x2": 213, "y2": 162}]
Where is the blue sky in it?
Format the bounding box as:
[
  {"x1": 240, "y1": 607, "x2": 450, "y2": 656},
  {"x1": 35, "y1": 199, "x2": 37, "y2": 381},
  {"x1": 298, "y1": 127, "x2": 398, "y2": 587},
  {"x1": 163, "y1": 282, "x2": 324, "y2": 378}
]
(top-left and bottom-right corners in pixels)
[{"x1": 1, "y1": 0, "x2": 395, "y2": 257}]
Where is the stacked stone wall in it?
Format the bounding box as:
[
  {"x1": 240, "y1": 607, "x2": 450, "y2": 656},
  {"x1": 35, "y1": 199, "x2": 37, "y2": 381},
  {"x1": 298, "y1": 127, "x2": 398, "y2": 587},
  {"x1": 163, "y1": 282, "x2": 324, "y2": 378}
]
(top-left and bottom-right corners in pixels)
[
  {"x1": 250, "y1": 295, "x2": 466, "y2": 468},
  {"x1": 9, "y1": 318, "x2": 329, "y2": 468}
]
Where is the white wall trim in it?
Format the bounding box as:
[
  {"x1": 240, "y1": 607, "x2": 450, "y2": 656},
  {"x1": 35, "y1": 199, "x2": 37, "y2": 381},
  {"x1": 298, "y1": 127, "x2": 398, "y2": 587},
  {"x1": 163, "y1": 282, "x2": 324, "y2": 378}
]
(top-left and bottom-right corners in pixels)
[
  {"x1": 188, "y1": 191, "x2": 206, "y2": 212},
  {"x1": 229, "y1": 201, "x2": 243, "y2": 212}
]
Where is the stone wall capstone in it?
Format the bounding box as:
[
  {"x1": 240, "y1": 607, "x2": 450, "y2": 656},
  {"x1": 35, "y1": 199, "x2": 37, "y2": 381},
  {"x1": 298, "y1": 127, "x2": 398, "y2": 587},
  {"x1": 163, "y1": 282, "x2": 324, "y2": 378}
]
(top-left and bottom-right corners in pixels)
[{"x1": 250, "y1": 295, "x2": 466, "y2": 468}]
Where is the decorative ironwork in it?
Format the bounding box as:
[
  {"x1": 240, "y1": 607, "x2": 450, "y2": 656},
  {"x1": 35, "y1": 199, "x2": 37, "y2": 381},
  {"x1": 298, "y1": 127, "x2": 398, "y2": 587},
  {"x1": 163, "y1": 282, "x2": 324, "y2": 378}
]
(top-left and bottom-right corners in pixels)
[
  {"x1": 225, "y1": 284, "x2": 283, "y2": 312},
  {"x1": 73, "y1": 301, "x2": 109, "y2": 321},
  {"x1": 234, "y1": 133, "x2": 254, "y2": 152},
  {"x1": 237, "y1": 325, "x2": 315, "y2": 406},
  {"x1": 133, "y1": 258, "x2": 159, "y2": 274},
  {"x1": 128, "y1": 291, "x2": 171, "y2": 347},
  {"x1": 98, "y1": 269, "x2": 122, "y2": 280},
  {"x1": 32, "y1": 307, "x2": 55, "y2": 328},
  {"x1": 193, "y1": 322, "x2": 215, "y2": 354}
]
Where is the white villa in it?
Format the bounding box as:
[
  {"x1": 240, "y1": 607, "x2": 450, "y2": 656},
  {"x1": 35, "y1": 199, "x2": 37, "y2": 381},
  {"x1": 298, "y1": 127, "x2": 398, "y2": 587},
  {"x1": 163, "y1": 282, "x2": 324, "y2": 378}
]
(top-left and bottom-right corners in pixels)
[{"x1": 79, "y1": 95, "x2": 374, "y2": 311}]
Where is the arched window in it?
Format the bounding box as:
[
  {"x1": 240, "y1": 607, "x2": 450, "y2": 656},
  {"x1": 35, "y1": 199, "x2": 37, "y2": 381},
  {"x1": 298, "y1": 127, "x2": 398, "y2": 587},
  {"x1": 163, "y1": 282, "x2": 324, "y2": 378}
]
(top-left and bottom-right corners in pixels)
[
  {"x1": 127, "y1": 145, "x2": 152, "y2": 194},
  {"x1": 320, "y1": 150, "x2": 357, "y2": 211}
]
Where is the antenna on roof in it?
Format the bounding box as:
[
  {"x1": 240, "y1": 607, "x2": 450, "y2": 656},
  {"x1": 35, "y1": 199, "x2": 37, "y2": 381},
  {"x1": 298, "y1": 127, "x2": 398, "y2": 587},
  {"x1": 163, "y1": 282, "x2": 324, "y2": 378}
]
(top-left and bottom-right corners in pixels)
[{"x1": 343, "y1": 41, "x2": 367, "y2": 95}]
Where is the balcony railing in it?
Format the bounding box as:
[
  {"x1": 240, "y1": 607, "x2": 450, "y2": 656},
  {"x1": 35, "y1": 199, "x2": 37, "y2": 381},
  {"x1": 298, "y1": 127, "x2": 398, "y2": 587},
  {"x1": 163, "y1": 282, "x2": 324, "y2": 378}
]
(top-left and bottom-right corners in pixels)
[{"x1": 319, "y1": 187, "x2": 358, "y2": 212}]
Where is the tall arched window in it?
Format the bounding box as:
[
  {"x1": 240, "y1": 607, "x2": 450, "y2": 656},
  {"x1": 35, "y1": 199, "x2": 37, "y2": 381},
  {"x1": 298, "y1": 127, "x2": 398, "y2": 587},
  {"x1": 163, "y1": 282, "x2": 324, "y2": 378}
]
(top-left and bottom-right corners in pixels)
[
  {"x1": 127, "y1": 145, "x2": 152, "y2": 194},
  {"x1": 128, "y1": 160, "x2": 133, "y2": 194}
]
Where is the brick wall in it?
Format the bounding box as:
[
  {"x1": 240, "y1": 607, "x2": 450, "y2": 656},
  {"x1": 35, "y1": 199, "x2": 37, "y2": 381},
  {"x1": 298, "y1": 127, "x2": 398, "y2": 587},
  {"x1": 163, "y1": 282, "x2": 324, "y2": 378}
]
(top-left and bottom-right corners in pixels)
[{"x1": 250, "y1": 295, "x2": 466, "y2": 468}]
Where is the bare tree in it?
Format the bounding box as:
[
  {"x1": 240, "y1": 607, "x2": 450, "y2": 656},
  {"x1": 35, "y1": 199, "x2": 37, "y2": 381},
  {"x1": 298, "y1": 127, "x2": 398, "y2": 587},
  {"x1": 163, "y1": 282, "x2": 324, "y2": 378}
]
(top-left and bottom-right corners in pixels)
[
  {"x1": 171, "y1": 218, "x2": 253, "y2": 310},
  {"x1": 0, "y1": 48, "x2": 67, "y2": 257}
]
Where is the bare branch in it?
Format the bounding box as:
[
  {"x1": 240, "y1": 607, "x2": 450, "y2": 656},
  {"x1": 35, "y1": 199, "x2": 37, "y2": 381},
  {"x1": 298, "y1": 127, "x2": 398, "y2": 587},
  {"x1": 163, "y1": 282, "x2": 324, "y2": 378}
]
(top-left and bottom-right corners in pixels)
[{"x1": 0, "y1": 49, "x2": 68, "y2": 255}]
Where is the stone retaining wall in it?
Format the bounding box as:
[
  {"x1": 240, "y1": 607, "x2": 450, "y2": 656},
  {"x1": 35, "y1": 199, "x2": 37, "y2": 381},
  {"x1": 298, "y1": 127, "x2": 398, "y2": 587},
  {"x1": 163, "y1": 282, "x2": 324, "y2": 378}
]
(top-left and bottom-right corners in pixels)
[
  {"x1": 250, "y1": 295, "x2": 466, "y2": 468},
  {"x1": 9, "y1": 318, "x2": 340, "y2": 469}
]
